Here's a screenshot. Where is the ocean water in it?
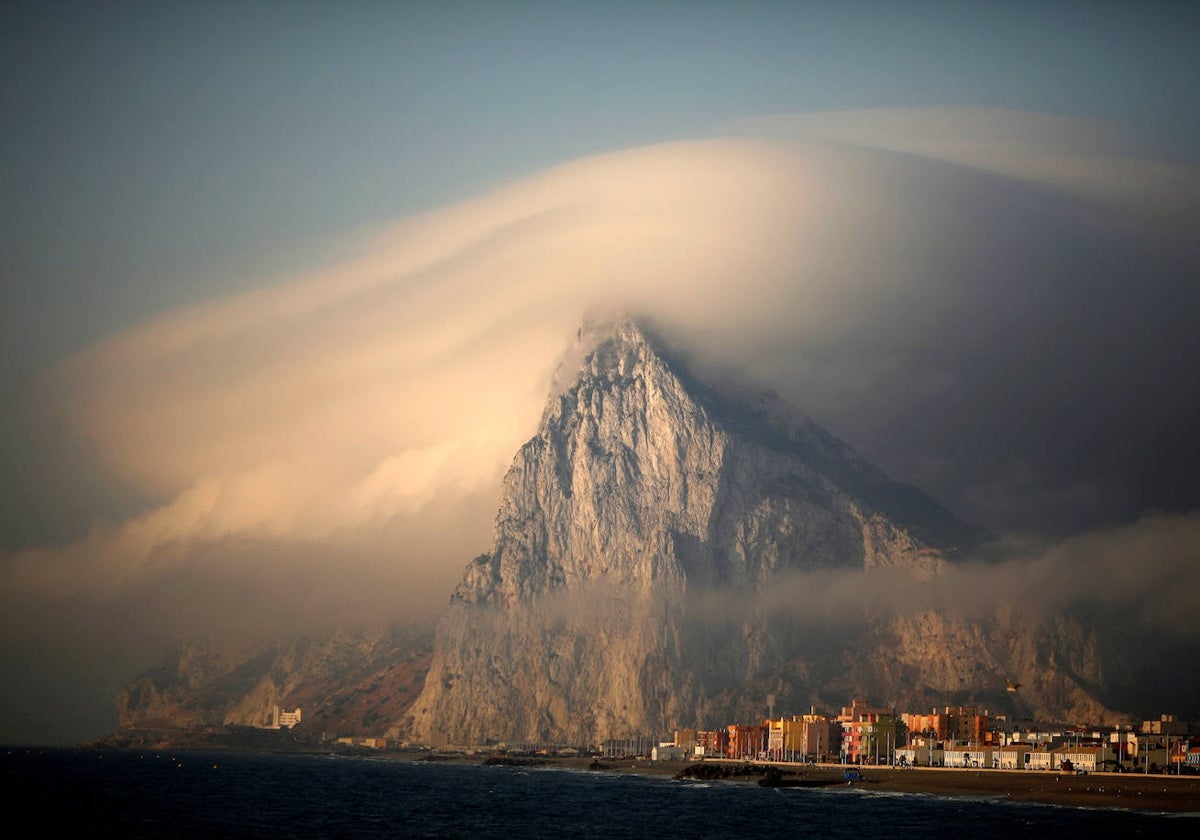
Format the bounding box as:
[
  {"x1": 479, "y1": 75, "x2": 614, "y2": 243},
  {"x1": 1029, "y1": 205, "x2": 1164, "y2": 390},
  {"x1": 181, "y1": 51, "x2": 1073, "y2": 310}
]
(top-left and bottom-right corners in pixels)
[{"x1": 2, "y1": 748, "x2": 1194, "y2": 838}]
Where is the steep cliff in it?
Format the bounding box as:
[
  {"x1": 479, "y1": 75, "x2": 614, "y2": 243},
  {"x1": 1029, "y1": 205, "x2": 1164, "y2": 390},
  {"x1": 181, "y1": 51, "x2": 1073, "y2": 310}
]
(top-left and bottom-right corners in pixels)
[
  {"x1": 404, "y1": 320, "x2": 1050, "y2": 745},
  {"x1": 114, "y1": 622, "x2": 432, "y2": 738}
]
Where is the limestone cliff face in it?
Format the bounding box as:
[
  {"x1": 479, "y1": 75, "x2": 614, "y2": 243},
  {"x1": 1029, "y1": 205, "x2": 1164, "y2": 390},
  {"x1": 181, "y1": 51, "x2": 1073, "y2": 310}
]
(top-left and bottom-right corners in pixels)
[
  {"x1": 114, "y1": 623, "x2": 432, "y2": 738},
  {"x1": 405, "y1": 321, "x2": 997, "y2": 745},
  {"x1": 849, "y1": 609, "x2": 1116, "y2": 725}
]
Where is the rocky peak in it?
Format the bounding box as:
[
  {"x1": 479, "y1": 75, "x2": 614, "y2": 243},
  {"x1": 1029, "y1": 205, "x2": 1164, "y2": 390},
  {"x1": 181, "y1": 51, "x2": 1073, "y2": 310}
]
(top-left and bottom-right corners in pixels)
[{"x1": 406, "y1": 319, "x2": 990, "y2": 744}]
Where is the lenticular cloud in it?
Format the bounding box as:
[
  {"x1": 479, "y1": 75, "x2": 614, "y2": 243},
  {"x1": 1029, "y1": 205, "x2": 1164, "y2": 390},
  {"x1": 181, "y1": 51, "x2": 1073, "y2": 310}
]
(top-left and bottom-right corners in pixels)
[{"x1": 8, "y1": 108, "x2": 1199, "y2": 622}]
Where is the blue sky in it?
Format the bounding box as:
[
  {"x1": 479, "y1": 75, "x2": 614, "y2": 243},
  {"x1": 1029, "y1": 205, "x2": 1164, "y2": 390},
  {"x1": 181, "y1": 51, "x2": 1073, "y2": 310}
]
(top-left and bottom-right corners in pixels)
[{"x1": 2, "y1": 2, "x2": 1200, "y2": 744}]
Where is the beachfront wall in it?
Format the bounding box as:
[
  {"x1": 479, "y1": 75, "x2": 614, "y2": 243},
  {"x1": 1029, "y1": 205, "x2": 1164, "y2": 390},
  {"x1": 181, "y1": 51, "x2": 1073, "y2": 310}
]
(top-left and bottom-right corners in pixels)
[
  {"x1": 944, "y1": 747, "x2": 995, "y2": 768},
  {"x1": 1056, "y1": 746, "x2": 1117, "y2": 773},
  {"x1": 1027, "y1": 749, "x2": 1057, "y2": 771},
  {"x1": 998, "y1": 745, "x2": 1030, "y2": 770},
  {"x1": 895, "y1": 745, "x2": 943, "y2": 766}
]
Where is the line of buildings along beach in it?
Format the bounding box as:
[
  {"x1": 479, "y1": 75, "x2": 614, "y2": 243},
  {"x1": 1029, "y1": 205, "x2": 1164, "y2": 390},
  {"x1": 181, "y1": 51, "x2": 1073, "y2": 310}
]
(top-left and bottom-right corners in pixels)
[{"x1": 631, "y1": 700, "x2": 1200, "y2": 775}]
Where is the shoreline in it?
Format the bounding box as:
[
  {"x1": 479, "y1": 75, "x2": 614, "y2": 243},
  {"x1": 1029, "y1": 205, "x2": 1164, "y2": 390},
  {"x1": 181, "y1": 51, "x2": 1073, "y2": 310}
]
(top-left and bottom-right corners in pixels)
[
  {"x1": 538, "y1": 756, "x2": 1200, "y2": 814},
  {"x1": 76, "y1": 738, "x2": 1200, "y2": 814}
]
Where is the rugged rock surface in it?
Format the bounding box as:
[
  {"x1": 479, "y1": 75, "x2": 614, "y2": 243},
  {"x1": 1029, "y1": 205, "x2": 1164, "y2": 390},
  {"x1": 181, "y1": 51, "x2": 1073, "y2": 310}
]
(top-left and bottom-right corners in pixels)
[
  {"x1": 114, "y1": 622, "x2": 432, "y2": 739},
  {"x1": 403, "y1": 320, "x2": 1128, "y2": 746}
]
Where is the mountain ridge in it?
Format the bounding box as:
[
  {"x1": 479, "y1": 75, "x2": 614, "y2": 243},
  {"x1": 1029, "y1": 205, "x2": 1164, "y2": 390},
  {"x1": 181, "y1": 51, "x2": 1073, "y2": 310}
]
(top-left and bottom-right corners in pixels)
[{"x1": 403, "y1": 319, "x2": 994, "y2": 744}]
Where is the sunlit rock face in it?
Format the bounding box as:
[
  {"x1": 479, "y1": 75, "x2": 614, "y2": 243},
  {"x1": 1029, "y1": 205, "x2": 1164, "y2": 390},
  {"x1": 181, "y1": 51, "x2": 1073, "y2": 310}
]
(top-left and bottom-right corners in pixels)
[
  {"x1": 113, "y1": 623, "x2": 434, "y2": 738},
  {"x1": 403, "y1": 320, "x2": 1002, "y2": 745}
]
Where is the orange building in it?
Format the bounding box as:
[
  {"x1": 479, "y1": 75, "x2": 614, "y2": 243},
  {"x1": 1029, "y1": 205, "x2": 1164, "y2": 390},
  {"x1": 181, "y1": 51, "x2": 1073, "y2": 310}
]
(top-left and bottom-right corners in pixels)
[
  {"x1": 696, "y1": 729, "x2": 728, "y2": 757},
  {"x1": 904, "y1": 710, "x2": 950, "y2": 742},
  {"x1": 904, "y1": 705, "x2": 994, "y2": 747},
  {"x1": 727, "y1": 724, "x2": 767, "y2": 759}
]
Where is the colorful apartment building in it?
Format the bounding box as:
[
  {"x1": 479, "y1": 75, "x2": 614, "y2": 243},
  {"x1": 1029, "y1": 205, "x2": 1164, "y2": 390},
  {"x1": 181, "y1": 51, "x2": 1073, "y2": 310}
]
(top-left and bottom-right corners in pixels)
[
  {"x1": 695, "y1": 729, "x2": 728, "y2": 758},
  {"x1": 838, "y1": 699, "x2": 901, "y2": 764},
  {"x1": 801, "y1": 714, "x2": 842, "y2": 762},
  {"x1": 766, "y1": 717, "x2": 804, "y2": 760},
  {"x1": 726, "y1": 724, "x2": 767, "y2": 759},
  {"x1": 678, "y1": 700, "x2": 1194, "y2": 771},
  {"x1": 904, "y1": 705, "x2": 993, "y2": 746}
]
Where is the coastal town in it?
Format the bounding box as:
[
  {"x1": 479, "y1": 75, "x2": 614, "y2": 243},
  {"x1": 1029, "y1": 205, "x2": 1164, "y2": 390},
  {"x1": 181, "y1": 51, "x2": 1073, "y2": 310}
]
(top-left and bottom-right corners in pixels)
[
  {"x1": 92, "y1": 699, "x2": 1200, "y2": 813},
  {"x1": 639, "y1": 700, "x2": 1200, "y2": 777},
  {"x1": 297, "y1": 698, "x2": 1200, "y2": 777}
]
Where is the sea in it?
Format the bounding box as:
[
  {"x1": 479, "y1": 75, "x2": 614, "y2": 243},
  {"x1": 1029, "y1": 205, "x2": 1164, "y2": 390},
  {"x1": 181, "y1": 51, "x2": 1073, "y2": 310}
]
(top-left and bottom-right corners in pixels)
[{"x1": 3, "y1": 747, "x2": 1196, "y2": 838}]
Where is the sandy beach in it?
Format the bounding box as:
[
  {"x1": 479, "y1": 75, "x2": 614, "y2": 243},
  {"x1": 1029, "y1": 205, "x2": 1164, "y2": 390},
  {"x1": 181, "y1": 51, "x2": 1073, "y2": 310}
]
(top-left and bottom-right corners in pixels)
[{"x1": 550, "y1": 757, "x2": 1200, "y2": 814}]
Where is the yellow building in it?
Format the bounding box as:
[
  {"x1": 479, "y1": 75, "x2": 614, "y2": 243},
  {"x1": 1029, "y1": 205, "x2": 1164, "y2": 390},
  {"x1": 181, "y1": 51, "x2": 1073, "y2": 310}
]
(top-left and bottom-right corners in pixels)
[
  {"x1": 766, "y1": 713, "x2": 840, "y2": 761},
  {"x1": 766, "y1": 717, "x2": 805, "y2": 760}
]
